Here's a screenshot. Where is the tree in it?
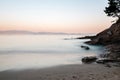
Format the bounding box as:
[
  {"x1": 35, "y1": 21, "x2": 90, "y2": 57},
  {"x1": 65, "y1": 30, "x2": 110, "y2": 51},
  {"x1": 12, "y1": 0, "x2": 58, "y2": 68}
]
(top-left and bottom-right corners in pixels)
[{"x1": 104, "y1": 0, "x2": 120, "y2": 19}]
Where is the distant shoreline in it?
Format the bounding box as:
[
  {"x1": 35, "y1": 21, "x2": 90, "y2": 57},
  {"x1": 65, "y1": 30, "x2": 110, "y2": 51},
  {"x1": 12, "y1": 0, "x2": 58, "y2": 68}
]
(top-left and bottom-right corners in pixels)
[{"x1": 0, "y1": 30, "x2": 95, "y2": 35}]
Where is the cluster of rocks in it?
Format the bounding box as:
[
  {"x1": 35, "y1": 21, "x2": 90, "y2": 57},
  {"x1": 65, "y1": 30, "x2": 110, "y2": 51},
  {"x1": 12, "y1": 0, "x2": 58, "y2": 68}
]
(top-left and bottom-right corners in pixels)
[
  {"x1": 80, "y1": 19, "x2": 120, "y2": 64},
  {"x1": 81, "y1": 56, "x2": 120, "y2": 64}
]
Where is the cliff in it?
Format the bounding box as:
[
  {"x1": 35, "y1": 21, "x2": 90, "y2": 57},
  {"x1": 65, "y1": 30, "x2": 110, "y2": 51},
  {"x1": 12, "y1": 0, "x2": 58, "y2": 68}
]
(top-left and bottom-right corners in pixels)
[{"x1": 86, "y1": 19, "x2": 120, "y2": 45}]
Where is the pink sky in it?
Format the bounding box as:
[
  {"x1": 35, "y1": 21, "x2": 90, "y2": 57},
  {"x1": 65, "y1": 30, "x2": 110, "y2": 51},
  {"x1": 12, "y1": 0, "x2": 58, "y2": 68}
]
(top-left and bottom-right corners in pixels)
[{"x1": 0, "y1": 0, "x2": 113, "y2": 33}]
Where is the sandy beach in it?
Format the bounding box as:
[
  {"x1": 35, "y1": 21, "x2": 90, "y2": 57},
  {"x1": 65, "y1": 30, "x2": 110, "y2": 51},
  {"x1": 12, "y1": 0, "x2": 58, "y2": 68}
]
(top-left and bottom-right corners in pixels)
[{"x1": 0, "y1": 64, "x2": 120, "y2": 80}]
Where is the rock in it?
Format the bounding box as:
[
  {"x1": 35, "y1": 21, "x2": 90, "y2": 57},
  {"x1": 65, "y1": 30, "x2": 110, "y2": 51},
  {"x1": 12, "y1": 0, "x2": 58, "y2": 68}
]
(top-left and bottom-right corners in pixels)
[
  {"x1": 99, "y1": 53, "x2": 110, "y2": 58},
  {"x1": 85, "y1": 18, "x2": 120, "y2": 45},
  {"x1": 82, "y1": 56, "x2": 98, "y2": 63},
  {"x1": 79, "y1": 19, "x2": 120, "y2": 63},
  {"x1": 83, "y1": 19, "x2": 120, "y2": 63},
  {"x1": 72, "y1": 75, "x2": 77, "y2": 79},
  {"x1": 96, "y1": 59, "x2": 120, "y2": 64},
  {"x1": 76, "y1": 36, "x2": 95, "y2": 39},
  {"x1": 81, "y1": 45, "x2": 90, "y2": 50},
  {"x1": 104, "y1": 44, "x2": 120, "y2": 59}
]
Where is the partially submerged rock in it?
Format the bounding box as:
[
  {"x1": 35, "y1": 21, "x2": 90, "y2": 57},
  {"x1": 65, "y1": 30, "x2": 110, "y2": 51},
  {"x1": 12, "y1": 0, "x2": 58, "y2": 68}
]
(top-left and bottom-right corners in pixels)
[
  {"x1": 82, "y1": 56, "x2": 98, "y2": 63},
  {"x1": 81, "y1": 45, "x2": 90, "y2": 50}
]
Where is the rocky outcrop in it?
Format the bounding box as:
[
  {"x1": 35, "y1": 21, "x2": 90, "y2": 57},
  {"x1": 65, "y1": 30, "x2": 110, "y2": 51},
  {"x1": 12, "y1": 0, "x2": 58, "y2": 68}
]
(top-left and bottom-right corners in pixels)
[
  {"x1": 76, "y1": 36, "x2": 95, "y2": 39},
  {"x1": 104, "y1": 44, "x2": 120, "y2": 59},
  {"x1": 86, "y1": 19, "x2": 120, "y2": 45},
  {"x1": 84, "y1": 19, "x2": 120, "y2": 61},
  {"x1": 96, "y1": 59, "x2": 120, "y2": 64}
]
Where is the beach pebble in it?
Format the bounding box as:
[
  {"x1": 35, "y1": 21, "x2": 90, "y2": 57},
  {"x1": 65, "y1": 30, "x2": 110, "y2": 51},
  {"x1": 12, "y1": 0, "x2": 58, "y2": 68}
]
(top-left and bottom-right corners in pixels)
[{"x1": 72, "y1": 75, "x2": 77, "y2": 79}]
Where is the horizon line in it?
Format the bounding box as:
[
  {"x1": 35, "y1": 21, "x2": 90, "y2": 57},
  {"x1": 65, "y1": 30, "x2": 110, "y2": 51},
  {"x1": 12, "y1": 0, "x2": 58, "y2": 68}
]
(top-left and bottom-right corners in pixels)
[{"x1": 0, "y1": 30, "x2": 95, "y2": 35}]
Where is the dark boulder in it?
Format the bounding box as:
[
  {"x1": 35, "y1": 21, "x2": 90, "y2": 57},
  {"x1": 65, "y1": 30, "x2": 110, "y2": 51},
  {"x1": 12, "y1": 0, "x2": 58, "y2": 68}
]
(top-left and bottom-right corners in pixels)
[{"x1": 82, "y1": 56, "x2": 98, "y2": 63}]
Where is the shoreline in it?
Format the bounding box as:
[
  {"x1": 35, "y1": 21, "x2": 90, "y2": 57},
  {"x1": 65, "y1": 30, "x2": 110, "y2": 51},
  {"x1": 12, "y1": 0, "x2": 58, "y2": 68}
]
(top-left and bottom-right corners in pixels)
[{"x1": 0, "y1": 64, "x2": 120, "y2": 80}]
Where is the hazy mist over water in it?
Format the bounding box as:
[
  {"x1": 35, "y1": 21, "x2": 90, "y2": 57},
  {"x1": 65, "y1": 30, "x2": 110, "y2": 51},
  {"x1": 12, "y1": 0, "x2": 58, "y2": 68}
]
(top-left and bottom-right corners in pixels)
[{"x1": 0, "y1": 34, "x2": 104, "y2": 71}]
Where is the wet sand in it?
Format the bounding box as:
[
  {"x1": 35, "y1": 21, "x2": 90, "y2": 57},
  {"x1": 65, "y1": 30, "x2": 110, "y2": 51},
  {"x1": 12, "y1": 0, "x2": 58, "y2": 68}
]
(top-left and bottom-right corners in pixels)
[{"x1": 0, "y1": 64, "x2": 120, "y2": 80}]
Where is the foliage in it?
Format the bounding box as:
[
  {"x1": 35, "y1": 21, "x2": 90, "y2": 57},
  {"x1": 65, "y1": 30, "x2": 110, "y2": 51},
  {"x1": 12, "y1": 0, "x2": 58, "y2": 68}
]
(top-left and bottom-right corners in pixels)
[{"x1": 104, "y1": 0, "x2": 120, "y2": 19}]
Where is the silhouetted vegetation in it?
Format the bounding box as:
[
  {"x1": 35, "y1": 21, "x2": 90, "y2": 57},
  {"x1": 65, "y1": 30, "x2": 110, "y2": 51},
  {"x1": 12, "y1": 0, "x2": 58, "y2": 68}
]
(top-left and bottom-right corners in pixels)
[{"x1": 104, "y1": 0, "x2": 120, "y2": 19}]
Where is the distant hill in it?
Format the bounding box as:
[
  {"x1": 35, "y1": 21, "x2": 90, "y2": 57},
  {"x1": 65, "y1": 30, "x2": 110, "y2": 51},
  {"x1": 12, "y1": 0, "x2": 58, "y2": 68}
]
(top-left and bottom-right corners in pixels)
[
  {"x1": 0, "y1": 30, "x2": 80, "y2": 35},
  {"x1": 0, "y1": 30, "x2": 35, "y2": 34}
]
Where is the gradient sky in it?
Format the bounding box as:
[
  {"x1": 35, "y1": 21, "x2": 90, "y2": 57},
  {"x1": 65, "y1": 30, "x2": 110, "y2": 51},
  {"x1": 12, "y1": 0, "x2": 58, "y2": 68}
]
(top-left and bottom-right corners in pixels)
[{"x1": 0, "y1": 0, "x2": 113, "y2": 33}]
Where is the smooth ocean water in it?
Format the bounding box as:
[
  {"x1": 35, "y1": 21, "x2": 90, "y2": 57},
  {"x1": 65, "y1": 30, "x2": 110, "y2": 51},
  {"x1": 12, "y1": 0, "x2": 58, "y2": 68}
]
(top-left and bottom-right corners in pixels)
[{"x1": 0, "y1": 34, "x2": 103, "y2": 71}]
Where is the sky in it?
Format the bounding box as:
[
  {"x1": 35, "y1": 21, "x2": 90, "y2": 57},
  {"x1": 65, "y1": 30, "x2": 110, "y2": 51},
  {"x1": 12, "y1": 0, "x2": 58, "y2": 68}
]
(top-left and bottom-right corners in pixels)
[{"x1": 0, "y1": 0, "x2": 113, "y2": 33}]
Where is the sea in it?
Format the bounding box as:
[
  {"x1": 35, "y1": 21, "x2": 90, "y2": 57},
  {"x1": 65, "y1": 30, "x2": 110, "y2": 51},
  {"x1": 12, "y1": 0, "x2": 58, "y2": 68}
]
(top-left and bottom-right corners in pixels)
[{"x1": 0, "y1": 34, "x2": 104, "y2": 71}]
